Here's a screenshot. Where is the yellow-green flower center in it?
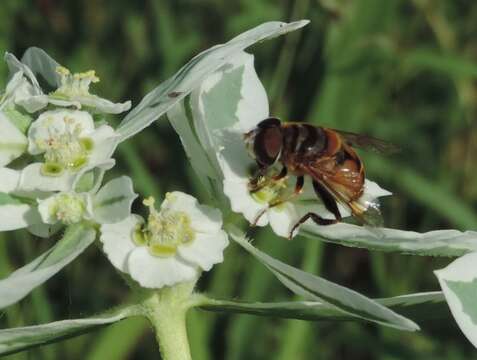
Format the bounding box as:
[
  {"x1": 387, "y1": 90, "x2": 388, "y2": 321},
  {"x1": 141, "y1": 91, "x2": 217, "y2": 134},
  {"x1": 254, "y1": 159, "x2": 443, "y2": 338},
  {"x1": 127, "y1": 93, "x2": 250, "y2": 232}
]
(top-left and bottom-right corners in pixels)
[
  {"x1": 250, "y1": 176, "x2": 289, "y2": 208},
  {"x1": 49, "y1": 193, "x2": 86, "y2": 225},
  {"x1": 51, "y1": 66, "x2": 99, "y2": 99},
  {"x1": 133, "y1": 197, "x2": 195, "y2": 257},
  {"x1": 37, "y1": 116, "x2": 93, "y2": 176}
]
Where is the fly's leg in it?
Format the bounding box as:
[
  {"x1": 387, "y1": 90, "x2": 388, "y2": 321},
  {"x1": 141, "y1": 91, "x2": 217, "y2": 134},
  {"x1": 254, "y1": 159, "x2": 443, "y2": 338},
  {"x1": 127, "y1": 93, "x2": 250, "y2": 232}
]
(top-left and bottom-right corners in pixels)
[
  {"x1": 312, "y1": 180, "x2": 342, "y2": 221},
  {"x1": 249, "y1": 166, "x2": 287, "y2": 193},
  {"x1": 252, "y1": 175, "x2": 303, "y2": 226},
  {"x1": 288, "y1": 180, "x2": 342, "y2": 239}
]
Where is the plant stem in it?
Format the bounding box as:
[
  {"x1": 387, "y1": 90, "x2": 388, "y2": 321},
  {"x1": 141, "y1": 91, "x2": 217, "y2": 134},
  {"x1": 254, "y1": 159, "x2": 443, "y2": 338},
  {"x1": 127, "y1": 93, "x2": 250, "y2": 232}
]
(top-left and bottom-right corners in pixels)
[{"x1": 141, "y1": 281, "x2": 196, "y2": 360}]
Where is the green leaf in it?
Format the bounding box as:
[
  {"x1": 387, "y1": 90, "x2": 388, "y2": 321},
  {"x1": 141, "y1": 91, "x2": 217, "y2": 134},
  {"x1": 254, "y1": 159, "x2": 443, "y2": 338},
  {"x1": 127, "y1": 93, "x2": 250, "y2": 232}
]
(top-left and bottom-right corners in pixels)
[
  {"x1": 300, "y1": 223, "x2": 477, "y2": 257},
  {"x1": 21, "y1": 47, "x2": 61, "y2": 89},
  {"x1": 116, "y1": 20, "x2": 308, "y2": 142},
  {"x1": 200, "y1": 291, "x2": 445, "y2": 323},
  {"x1": 229, "y1": 226, "x2": 419, "y2": 331},
  {"x1": 0, "y1": 305, "x2": 140, "y2": 356},
  {"x1": 0, "y1": 223, "x2": 96, "y2": 309},
  {"x1": 435, "y1": 252, "x2": 477, "y2": 348}
]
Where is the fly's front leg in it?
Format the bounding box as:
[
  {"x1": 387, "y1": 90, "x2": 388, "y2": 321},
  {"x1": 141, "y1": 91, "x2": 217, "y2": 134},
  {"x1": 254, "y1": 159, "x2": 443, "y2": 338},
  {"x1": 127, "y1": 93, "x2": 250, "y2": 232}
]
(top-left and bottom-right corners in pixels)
[
  {"x1": 249, "y1": 165, "x2": 287, "y2": 193},
  {"x1": 251, "y1": 174, "x2": 300, "y2": 227}
]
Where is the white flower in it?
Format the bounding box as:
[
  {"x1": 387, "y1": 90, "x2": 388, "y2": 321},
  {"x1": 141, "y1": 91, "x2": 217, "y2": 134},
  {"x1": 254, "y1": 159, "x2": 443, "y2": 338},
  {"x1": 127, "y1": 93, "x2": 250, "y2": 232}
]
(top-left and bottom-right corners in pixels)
[
  {"x1": 45, "y1": 66, "x2": 131, "y2": 114},
  {"x1": 38, "y1": 176, "x2": 137, "y2": 226},
  {"x1": 100, "y1": 191, "x2": 229, "y2": 289},
  {"x1": 17, "y1": 109, "x2": 119, "y2": 192}
]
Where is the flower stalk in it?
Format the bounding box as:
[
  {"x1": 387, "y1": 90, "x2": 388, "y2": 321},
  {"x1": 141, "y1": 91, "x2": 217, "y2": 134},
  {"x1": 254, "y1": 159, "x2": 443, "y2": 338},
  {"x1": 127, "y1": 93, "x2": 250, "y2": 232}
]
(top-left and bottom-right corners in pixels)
[{"x1": 141, "y1": 281, "x2": 196, "y2": 360}]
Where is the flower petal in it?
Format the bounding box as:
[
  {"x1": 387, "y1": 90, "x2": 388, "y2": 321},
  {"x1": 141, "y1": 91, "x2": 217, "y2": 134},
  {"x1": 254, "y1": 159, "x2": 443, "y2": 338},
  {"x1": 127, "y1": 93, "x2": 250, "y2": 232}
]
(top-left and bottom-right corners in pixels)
[
  {"x1": 216, "y1": 130, "x2": 267, "y2": 225},
  {"x1": 162, "y1": 191, "x2": 223, "y2": 233},
  {"x1": 127, "y1": 247, "x2": 197, "y2": 288},
  {"x1": 177, "y1": 230, "x2": 229, "y2": 271},
  {"x1": 223, "y1": 176, "x2": 268, "y2": 226},
  {"x1": 75, "y1": 95, "x2": 132, "y2": 114},
  {"x1": 0, "y1": 168, "x2": 21, "y2": 193},
  {"x1": 0, "y1": 111, "x2": 28, "y2": 166},
  {"x1": 19, "y1": 163, "x2": 76, "y2": 193},
  {"x1": 87, "y1": 124, "x2": 119, "y2": 164},
  {"x1": 0, "y1": 203, "x2": 41, "y2": 231},
  {"x1": 100, "y1": 215, "x2": 141, "y2": 273}
]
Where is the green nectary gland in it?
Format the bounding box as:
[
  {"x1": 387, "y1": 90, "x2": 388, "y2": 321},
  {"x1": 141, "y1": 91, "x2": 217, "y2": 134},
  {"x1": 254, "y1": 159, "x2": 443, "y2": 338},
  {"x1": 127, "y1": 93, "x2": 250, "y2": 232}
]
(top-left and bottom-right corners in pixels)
[{"x1": 133, "y1": 211, "x2": 195, "y2": 257}]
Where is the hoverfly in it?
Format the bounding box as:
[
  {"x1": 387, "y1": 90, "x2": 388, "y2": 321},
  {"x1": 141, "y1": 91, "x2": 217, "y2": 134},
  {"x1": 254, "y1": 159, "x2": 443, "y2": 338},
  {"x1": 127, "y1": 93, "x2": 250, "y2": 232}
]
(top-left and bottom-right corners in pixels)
[{"x1": 244, "y1": 117, "x2": 398, "y2": 239}]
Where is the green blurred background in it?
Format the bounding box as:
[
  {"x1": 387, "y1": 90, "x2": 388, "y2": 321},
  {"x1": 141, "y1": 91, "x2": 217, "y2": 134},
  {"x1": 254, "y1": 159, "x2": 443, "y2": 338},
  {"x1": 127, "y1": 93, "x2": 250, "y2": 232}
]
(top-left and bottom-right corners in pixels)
[{"x1": 1, "y1": 0, "x2": 477, "y2": 359}]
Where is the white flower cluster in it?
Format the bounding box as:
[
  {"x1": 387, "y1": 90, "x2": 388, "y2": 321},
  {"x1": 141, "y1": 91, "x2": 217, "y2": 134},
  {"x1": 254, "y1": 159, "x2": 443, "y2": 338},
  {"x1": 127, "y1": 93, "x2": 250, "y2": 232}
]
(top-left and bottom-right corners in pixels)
[
  {"x1": 0, "y1": 53, "x2": 132, "y2": 235},
  {"x1": 0, "y1": 52, "x2": 230, "y2": 290}
]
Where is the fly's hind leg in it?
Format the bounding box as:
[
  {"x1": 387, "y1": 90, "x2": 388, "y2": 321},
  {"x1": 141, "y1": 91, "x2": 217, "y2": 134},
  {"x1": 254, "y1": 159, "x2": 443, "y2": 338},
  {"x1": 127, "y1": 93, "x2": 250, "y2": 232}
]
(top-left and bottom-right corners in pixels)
[{"x1": 288, "y1": 180, "x2": 342, "y2": 239}]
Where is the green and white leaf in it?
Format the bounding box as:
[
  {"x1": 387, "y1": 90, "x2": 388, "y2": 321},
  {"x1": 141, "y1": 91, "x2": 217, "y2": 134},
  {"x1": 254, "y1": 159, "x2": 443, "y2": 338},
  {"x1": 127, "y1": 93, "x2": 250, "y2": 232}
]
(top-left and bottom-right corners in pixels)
[
  {"x1": 200, "y1": 291, "x2": 445, "y2": 322},
  {"x1": 0, "y1": 111, "x2": 28, "y2": 167},
  {"x1": 435, "y1": 252, "x2": 477, "y2": 348},
  {"x1": 0, "y1": 191, "x2": 42, "y2": 232},
  {"x1": 301, "y1": 223, "x2": 477, "y2": 257},
  {"x1": 229, "y1": 227, "x2": 419, "y2": 331},
  {"x1": 117, "y1": 20, "x2": 308, "y2": 142},
  {"x1": 0, "y1": 223, "x2": 96, "y2": 309},
  {"x1": 0, "y1": 304, "x2": 140, "y2": 356},
  {"x1": 92, "y1": 176, "x2": 138, "y2": 224},
  {"x1": 21, "y1": 47, "x2": 61, "y2": 88},
  {"x1": 168, "y1": 100, "x2": 218, "y2": 195}
]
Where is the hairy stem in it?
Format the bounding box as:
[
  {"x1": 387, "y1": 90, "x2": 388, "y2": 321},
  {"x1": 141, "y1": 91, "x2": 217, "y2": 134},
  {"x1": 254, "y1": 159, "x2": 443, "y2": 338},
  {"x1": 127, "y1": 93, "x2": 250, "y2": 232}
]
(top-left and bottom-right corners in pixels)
[{"x1": 141, "y1": 281, "x2": 196, "y2": 360}]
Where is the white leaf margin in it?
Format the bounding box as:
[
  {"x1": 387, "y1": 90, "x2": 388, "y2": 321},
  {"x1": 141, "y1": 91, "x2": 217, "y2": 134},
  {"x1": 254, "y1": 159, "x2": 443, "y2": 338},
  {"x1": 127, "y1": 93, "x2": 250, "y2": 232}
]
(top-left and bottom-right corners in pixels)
[
  {"x1": 0, "y1": 304, "x2": 140, "y2": 356},
  {"x1": 0, "y1": 223, "x2": 96, "y2": 309},
  {"x1": 435, "y1": 252, "x2": 477, "y2": 348},
  {"x1": 117, "y1": 20, "x2": 309, "y2": 142},
  {"x1": 301, "y1": 222, "x2": 477, "y2": 257}
]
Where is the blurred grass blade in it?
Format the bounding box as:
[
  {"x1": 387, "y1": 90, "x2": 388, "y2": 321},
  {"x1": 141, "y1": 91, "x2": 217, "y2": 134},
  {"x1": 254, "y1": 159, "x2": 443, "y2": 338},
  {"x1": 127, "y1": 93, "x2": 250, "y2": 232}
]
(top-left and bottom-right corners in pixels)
[
  {"x1": 200, "y1": 291, "x2": 445, "y2": 322},
  {"x1": 301, "y1": 223, "x2": 477, "y2": 257},
  {"x1": 403, "y1": 48, "x2": 477, "y2": 78},
  {"x1": 116, "y1": 20, "x2": 309, "y2": 142},
  {"x1": 85, "y1": 316, "x2": 148, "y2": 360},
  {"x1": 229, "y1": 227, "x2": 419, "y2": 331},
  {"x1": 0, "y1": 223, "x2": 96, "y2": 309},
  {"x1": 20, "y1": 47, "x2": 61, "y2": 88},
  {"x1": 0, "y1": 304, "x2": 140, "y2": 356},
  {"x1": 435, "y1": 252, "x2": 477, "y2": 348}
]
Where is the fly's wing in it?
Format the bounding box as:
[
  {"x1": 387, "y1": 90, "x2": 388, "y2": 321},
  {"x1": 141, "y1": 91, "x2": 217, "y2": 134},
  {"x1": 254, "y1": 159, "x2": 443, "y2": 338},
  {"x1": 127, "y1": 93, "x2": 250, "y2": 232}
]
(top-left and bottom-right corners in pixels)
[
  {"x1": 330, "y1": 129, "x2": 400, "y2": 155},
  {"x1": 306, "y1": 163, "x2": 384, "y2": 227}
]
